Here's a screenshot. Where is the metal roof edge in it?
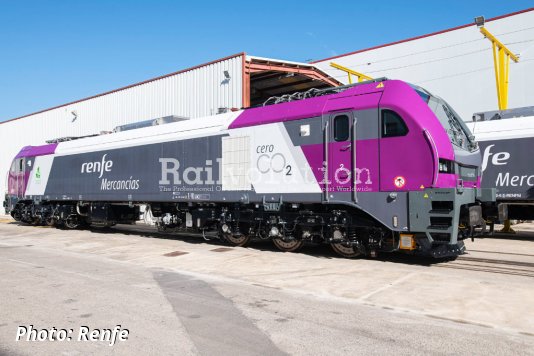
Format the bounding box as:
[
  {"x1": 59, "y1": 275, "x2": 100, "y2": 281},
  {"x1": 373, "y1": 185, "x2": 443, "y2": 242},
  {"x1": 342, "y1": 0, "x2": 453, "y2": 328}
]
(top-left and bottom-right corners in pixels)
[
  {"x1": 247, "y1": 55, "x2": 314, "y2": 67},
  {"x1": 311, "y1": 7, "x2": 534, "y2": 64}
]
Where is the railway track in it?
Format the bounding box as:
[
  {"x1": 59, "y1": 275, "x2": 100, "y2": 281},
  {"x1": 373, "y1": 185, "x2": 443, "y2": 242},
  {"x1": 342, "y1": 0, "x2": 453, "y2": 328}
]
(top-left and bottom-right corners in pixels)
[{"x1": 435, "y1": 254, "x2": 534, "y2": 278}]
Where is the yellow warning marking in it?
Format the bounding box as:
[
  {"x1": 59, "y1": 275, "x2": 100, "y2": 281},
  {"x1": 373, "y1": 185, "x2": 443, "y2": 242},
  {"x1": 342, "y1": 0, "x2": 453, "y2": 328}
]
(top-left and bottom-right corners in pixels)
[
  {"x1": 423, "y1": 193, "x2": 429, "y2": 198},
  {"x1": 420, "y1": 185, "x2": 425, "y2": 189},
  {"x1": 376, "y1": 82, "x2": 384, "y2": 88}
]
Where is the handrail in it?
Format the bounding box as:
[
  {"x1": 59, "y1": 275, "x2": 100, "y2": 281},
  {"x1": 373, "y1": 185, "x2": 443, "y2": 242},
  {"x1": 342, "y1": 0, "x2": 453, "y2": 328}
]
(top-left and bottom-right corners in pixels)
[
  {"x1": 323, "y1": 120, "x2": 329, "y2": 202},
  {"x1": 352, "y1": 116, "x2": 358, "y2": 204},
  {"x1": 423, "y1": 129, "x2": 439, "y2": 187}
]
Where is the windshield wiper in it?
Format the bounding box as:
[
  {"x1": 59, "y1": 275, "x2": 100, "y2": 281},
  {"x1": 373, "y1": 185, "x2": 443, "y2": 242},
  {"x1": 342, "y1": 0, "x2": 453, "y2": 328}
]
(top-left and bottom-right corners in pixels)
[{"x1": 442, "y1": 104, "x2": 471, "y2": 148}]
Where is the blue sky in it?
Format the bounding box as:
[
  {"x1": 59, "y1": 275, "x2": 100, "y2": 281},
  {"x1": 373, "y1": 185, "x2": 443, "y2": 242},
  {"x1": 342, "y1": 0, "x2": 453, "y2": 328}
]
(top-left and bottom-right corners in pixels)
[{"x1": 0, "y1": 1, "x2": 532, "y2": 121}]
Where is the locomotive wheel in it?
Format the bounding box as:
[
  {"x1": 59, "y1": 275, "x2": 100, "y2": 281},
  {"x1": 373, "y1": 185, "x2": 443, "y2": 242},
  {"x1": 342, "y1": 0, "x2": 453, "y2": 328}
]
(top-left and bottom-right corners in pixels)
[
  {"x1": 225, "y1": 233, "x2": 251, "y2": 247},
  {"x1": 64, "y1": 215, "x2": 80, "y2": 229},
  {"x1": 222, "y1": 223, "x2": 251, "y2": 247},
  {"x1": 45, "y1": 217, "x2": 55, "y2": 226},
  {"x1": 272, "y1": 237, "x2": 304, "y2": 252},
  {"x1": 331, "y1": 242, "x2": 361, "y2": 258}
]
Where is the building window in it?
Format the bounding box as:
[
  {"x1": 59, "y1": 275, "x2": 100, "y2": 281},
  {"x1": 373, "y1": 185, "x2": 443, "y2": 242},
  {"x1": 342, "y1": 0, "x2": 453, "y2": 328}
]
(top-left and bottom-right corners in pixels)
[
  {"x1": 382, "y1": 110, "x2": 409, "y2": 138},
  {"x1": 334, "y1": 115, "x2": 350, "y2": 141}
]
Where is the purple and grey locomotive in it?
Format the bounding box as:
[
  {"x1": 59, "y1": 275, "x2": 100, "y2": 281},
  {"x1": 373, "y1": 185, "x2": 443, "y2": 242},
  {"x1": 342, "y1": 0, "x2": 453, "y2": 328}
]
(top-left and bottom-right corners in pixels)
[{"x1": 4, "y1": 79, "x2": 494, "y2": 258}]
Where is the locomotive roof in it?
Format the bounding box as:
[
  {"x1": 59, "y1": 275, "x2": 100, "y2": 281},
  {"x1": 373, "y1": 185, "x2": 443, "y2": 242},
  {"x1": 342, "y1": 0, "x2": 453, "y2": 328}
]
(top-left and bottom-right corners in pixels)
[{"x1": 53, "y1": 111, "x2": 241, "y2": 156}]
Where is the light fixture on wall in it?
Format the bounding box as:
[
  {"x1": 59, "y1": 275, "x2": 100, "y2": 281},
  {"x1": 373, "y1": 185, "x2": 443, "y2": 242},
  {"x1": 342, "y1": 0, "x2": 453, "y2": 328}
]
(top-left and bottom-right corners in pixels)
[
  {"x1": 71, "y1": 110, "x2": 78, "y2": 122},
  {"x1": 474, "y1": 16, "x2": 485, "y2": 28},
  {"x1": 223, "y1": 70, "x2": 231, "y2": 79}
]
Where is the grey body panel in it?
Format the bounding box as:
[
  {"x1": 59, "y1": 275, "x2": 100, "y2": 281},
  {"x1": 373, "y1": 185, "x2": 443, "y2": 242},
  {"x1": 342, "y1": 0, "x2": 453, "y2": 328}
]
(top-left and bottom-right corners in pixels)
[
  {"x1": 43, "y1": 136, "x2": 227, "y2": 203},
  {"x1": 454, "y1": 147, "x2": 482, "y2": 168},
  {"x1": 327, "y1": 191, "x2": 409, "y2": 231},
  {"x1": 283, "y1": 109, "x2": 380, "y2": 146},
  {"x1": 479, "y1": 137, "x2": 534, "y2": 200},
  {"x1": 409, "y1": 188, "x2": 479, "y2": 244}
]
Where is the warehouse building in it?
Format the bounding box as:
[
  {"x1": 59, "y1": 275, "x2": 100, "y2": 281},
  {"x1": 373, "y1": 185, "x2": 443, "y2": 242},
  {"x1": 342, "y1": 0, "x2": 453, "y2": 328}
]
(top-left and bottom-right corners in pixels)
[{"x1": 1, "y1": 8, "x2": 533, "y2": 214}]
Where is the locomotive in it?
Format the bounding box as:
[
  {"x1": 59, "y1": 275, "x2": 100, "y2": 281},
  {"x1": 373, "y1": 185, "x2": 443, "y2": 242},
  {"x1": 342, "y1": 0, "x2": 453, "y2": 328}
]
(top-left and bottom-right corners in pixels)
[
  {"x1": 4, "y1": 79, "x2": 494, "y2": 258},
  {"x1": 466, "y1": 106, "x2": 534, "y2": 223}
]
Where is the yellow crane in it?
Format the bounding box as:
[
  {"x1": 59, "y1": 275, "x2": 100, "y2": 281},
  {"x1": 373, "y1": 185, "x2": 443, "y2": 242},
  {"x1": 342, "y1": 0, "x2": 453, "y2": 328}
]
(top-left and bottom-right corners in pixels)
[{"x1": 475, "y1": 16, "x2": 520, "y2": 110}]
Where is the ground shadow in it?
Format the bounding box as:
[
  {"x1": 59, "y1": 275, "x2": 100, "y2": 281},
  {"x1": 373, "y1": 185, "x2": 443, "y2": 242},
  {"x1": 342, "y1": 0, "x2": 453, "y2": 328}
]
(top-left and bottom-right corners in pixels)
[
  {"x1": 7, "y1": 221, "x2": 524, "y2": 266},
  {"x1": 86, "y1": 224, "x2": 443, "y2": 266}
]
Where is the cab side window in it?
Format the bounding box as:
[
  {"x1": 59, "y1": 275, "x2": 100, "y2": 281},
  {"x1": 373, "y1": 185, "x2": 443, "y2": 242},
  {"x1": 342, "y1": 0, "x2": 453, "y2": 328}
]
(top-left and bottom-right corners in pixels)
[
  {"x1": 334, "y1": 115, "x2": 350, "y2": 141},
  {"x1": 17, "y1": 158, "x2": 24, "y2": 173},
  {"x1": 382, "y1": 110, "x2": 409, "y2": 138}
]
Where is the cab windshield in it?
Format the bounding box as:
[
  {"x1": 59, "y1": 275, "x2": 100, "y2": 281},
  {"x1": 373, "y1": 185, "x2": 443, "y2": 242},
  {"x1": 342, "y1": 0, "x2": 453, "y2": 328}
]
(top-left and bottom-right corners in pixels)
[{"x1": 410, "y1": 84, "x2": 477, "y2": 152}]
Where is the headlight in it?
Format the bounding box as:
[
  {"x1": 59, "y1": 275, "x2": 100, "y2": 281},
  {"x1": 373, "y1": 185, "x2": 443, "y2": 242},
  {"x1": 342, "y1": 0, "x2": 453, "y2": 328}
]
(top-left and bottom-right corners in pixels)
[{"x1": 439, "y1": 159, "x2": 454, "y2": 174}]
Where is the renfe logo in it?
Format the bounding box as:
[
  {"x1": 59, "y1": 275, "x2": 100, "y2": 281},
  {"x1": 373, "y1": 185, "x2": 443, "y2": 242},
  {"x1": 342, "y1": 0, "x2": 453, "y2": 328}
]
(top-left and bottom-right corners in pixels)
[
  {"x1": 481, "y1": 144, "x2": 510, "y2": 172},
  {"x1": 81, "y1": 154, "x2": 113, "y2": 178}
]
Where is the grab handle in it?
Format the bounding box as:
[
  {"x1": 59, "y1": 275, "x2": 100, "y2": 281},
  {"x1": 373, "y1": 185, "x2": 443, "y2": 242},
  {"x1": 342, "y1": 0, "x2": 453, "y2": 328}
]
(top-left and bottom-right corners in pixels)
[{"x1": 423, "y1": 129, "x2": 439, "y2": 187}]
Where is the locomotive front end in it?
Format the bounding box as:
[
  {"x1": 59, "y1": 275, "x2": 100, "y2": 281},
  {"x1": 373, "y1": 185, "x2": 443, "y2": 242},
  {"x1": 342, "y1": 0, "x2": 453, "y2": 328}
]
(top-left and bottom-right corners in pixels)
[{"x1": 387, "y1": 83, "x2": 495, "y2": 258}]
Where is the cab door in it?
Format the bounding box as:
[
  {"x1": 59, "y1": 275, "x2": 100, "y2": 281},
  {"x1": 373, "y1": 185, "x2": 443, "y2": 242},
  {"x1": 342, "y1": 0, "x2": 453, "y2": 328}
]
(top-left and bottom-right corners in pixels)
[
  {"x1": 325, "y1": 112, "x2": 357, "y2": 202},
  {"x1": 15, "y1": 157, "x2": 25, "y2": 198},
  {"x1": 322, "y1": 92, "x2": 383, "y2": 203}
]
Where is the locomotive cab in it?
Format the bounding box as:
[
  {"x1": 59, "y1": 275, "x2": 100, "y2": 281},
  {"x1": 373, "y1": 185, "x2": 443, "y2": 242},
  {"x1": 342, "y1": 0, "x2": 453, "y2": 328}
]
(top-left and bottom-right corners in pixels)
[
  {"x1": 396, "y1": 85, "x2": 494, "y2": 257},
  {"x1": 4, "y1": 156, "x2": 27, "y2": 214}
]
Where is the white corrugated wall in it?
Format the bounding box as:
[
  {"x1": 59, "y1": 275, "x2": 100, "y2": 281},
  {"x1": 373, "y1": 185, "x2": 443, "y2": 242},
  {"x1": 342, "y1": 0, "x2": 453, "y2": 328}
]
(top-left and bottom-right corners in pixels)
[
  {"x1": 0, "y1": 55, "x2": 243, "y2": 213},
  {"x1": 314, "y1": 10, "x2": 534, "y2": 121}
]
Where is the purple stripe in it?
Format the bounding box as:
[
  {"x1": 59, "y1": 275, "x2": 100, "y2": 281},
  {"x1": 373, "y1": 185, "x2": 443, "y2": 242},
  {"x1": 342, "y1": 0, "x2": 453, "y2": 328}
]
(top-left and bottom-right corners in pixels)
[{"x1": 15, "y1": 143, "x2": 58, "y2": 158}]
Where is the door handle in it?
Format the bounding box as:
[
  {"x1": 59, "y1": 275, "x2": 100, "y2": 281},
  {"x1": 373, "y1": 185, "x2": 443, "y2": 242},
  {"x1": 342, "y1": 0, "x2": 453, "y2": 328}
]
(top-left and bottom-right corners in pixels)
[{"x1": 341, "y1": 143, "x2": 351, "y2": 151}]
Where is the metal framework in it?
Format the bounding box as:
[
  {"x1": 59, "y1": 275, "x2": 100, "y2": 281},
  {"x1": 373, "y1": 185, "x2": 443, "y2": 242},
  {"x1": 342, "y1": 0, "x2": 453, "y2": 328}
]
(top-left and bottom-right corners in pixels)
[
  {"x1": 243, "y1": 58, "x2": 341, "y2": 107},
  {"x1": 329, "y1": 62, "x2": 373, "y2": 84},
  {"x1": 479, "y1": 26, "x2": 520, "y2": 110}
]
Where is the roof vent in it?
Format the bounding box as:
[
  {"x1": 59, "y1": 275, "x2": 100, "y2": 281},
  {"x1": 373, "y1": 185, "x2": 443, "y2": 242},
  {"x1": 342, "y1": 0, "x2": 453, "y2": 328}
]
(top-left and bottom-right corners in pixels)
[{"x1": 113, "y1": 115, "x2": 189, "y2": 133}]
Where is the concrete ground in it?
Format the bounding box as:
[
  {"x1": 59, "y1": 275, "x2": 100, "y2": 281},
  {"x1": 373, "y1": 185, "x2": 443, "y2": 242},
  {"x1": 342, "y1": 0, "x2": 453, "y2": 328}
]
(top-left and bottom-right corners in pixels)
[{"x1": 0, "y1": 216, "x2": 533, "y2": 355}]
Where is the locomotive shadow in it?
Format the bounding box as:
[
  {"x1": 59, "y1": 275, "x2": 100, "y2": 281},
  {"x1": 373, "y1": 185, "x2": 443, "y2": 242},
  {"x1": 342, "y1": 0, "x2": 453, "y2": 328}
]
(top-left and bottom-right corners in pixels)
[
  {"x1": 87, "y1": 224, "x2": 229, "y2": 247},
  {"x1": 4, "y1": 221, "x2": 458, "y2": 265},
  {"x1": 88, "y1": 224, "x2": 446, "y2": 265}
]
